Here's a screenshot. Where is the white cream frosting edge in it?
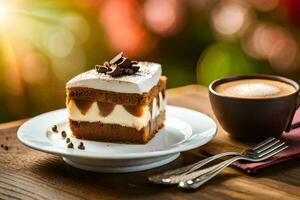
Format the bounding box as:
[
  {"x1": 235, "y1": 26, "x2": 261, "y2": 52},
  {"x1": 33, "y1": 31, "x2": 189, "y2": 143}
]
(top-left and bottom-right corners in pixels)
[{"x1": 66, "y1": 62, "x2": 162, "y2": 94}]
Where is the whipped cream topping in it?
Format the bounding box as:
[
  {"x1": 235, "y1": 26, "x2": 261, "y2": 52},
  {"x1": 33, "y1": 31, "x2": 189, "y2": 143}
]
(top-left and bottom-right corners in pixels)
[
  {"x1": 66, "y1": 62, "x2": 161, "y2": 94},
  {"x1": 67, "y1": 92, "x2": 166, "y2": 130}
]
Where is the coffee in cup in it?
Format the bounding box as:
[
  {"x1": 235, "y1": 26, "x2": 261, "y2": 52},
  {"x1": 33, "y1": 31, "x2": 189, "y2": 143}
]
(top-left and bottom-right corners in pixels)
[
  {"x1": 209, "y1": 75, "x2": 300, "y2": 141},
  {"x1": 215, "y1": 79, "x2": 296, "y2": 99}
]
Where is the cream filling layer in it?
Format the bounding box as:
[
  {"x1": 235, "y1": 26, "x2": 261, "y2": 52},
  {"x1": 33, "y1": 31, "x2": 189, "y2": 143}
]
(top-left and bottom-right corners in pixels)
[{"x1": 67, "y1": 93, "x2": 166, "y2": 130}]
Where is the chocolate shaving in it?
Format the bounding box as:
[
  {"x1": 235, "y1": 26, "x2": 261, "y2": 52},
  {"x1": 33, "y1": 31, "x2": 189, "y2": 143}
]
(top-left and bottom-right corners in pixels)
[
  {"x1": 107, "y1": 67, "x2": 112, "y2": 72},
  {"x1": 107, "y1": 65, "x2": 123, "y2": 77},
  {"x1": 132, "y1": 65, "x2": 140, "y2": 73},
  {"x1": 67, "y1": 142, "x2": 74, "y2": 148},
  {"x1": 1, "y1": 144, "x2": 3, "y2": 148},
  {"x1": 4, "y1": 146, "x2": 8, "y2": 151},
  {"x1": 110, "y1": 52, "x2": 124, "y2": 64},
  {"x1": 104, "y1": 61, "x2": 110, "y2": 67},
  {"x1": 52, "y1": 125, "x2": 58, "y2": 132},
  {"x1": 78, "y1": 142, "x2": 85, "y2": 150},
  {"x1": 95, "y1": 65, "x2": 100, "y2": 71},
  {"x1": 95, "y1": 52, "x2": 139, "y2": 77},
  {"x1": 97, "y1": 66, "x2": 109, "y2": 73},
  {"x1": 118, "y1": 58, "x2": 132, "y2": 68},
  {"x1": 124, "y1": 68, "x2": 134, "y2": 75}
]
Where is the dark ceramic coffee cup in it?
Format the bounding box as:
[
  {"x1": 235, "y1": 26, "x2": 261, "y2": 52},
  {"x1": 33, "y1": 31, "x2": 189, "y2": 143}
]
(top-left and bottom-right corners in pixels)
[{"x1": 209, "y1": 74, "x2": 300, "y2": 141}]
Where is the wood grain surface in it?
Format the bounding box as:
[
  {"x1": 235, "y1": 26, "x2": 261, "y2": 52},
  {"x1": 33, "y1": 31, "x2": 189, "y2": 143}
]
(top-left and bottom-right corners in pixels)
[{"x1": 1, "y1": 85, "x2": 300, "y2": 200}]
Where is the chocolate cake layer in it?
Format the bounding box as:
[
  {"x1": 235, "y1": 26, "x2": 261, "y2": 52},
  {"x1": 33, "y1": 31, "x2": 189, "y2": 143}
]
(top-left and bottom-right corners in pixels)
[
  {"x1": 69, "y1": 111, "x2": 165, "y2": 144},
  {"x1": 67, "y1": 77, "x2": 166, "y2": 106}
]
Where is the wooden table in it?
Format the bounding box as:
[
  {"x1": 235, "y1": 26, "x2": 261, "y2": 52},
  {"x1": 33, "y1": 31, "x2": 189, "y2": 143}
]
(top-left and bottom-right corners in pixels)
[{"x1": 1, "y1": 85, "x2": 300, "y2": 200}]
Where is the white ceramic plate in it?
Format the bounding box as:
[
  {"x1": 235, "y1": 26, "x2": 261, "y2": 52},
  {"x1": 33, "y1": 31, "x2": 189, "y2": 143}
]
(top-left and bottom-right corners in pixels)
[{"x1": 17, "y1": 105, "x2": 217, "y2": 173}]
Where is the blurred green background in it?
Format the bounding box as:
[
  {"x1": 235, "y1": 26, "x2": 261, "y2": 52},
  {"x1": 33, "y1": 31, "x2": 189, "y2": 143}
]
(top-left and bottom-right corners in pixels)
[{"x1": 0, "y1": 0, "x2": 300, "y2": 122}]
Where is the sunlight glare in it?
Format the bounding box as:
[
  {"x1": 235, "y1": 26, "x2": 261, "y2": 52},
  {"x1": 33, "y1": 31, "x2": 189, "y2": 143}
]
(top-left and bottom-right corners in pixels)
[{"x1": 0, "y1": 2, "x2": 13, "y2": 26}]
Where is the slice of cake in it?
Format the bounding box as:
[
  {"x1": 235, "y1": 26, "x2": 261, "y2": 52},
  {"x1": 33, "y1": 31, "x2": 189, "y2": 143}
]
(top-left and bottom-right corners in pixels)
[{"x1": 66, "y1": 53, "x2": 167, "y2": 144}]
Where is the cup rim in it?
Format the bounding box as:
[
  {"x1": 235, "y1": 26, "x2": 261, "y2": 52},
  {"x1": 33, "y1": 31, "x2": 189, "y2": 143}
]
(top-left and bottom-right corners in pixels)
[{"x1": 209, "y1": 74, "x2": 300, "y2": 100}]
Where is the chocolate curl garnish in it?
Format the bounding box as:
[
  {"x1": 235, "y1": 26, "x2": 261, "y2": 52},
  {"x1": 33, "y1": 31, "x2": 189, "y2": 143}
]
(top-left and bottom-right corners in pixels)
[
  {"x1": 110, "y1": 52, "x2": 124, "y2": 65},
  {"x1": 95, "y1": 52, "x2": 140, "y2": 77},
  {"x1": 96, "y1": 65, "x2": 109, "y2": 73},
  {"x1": 107, "y1": 64, "x2": 123, "y2": 77},
  {"x1": 118, "y1": 58, "x2": 132, "y2": 68}
]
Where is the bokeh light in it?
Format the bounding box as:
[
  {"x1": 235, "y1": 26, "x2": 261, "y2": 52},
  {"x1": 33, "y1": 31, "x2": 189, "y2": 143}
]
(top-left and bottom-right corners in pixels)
[
  {"x1": 44, "y1": 26, "x2": 75, "y2": 58},
  {"x1": 21, "y1": 51, "x2": 49, "y2": 83},
  {"x1": 211, "y1": 0, "x2": 252, "y2": 38},
  {"x1": 241, "y1": 22, "x2": 299, "y2": 72},
  {"x1": 62, "y1": 14, "x2": 90, "y2": 44},
  {"x1": 52, "y1": 47, "x2": 86, "y2": 81},
  {"x1": 0, "y1": 1, "x2": 14, "y2": 26},
  {"x1": 249, "y1": 0, "x2": 279, "y2": 11},
  {"x1": 99, "y1": 0, "x2": 156, "y2": 56},
  {"x1": 268, "y1": 34, "x2": 298, "y2": 72},
  {"x1": 197, "y1": 43, "x2": 257, "y2": 85},
  {"x1": 144, "y1": 0, "x2": 184, "y2": 37}
]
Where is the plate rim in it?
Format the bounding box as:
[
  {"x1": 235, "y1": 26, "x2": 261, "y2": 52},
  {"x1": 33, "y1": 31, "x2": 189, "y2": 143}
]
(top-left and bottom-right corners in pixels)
[{"x1": 17, "y1": 105, "x2": 217, "y2": 159}]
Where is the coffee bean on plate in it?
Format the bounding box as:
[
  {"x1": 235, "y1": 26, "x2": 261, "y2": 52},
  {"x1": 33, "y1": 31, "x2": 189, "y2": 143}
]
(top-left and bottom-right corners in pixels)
[
  {"x1": 78, "y1": 142, "x2": 85, "y2": 150},
  {"x1": 52, "y1": 125, "x2": 58, "y2": 132},
  {"x1": 67, "y1": 142, "x2": 74, "y2": 149},
  {"x1": 61, "y1": 131, "x2": 67, "y2": 138},
  {"x1": 66, "y1": 138, "x2": 71, "y2": 143}
]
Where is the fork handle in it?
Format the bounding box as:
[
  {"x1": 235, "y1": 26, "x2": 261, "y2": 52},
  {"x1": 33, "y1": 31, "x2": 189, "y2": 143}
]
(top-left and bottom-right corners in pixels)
[
  {"x1": 179, "y1": 156, "x2": 242, "y2": 190},
  {"x1": 148, "y1": 152, "x2": 239, "y2": 185},
  {"x1": 184, "y1": 151, "x2": 240, "y2": 175}
]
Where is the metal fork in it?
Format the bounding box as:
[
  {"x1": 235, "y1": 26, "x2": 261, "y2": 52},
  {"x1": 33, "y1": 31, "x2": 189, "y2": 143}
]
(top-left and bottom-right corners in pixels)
[
  {"x1": 148, "y1": 137, "x2": 279, "y2": 185},
  {"x1": 178, "y1": 139, "x2": 288, "y2": 190}
]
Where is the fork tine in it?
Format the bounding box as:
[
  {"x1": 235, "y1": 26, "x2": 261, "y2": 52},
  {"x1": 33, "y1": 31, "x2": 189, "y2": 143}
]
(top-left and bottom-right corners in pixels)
[
  {"x1": 251, "y1": 137, "x2": 275, "y2": 151},
  {"x1": 255, "y1": 139, "x2": 281, "y2": 154},
  {"x1": 258, "y1": 142, "x2": 286, "y2": 157},
  {"x1": 258, "y1": 144, "x2": 288, "y2": 159}
]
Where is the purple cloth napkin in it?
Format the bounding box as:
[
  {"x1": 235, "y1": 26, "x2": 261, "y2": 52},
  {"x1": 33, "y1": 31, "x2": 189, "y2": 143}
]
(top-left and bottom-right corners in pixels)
[{"x1": 233, "y1": 108, "x2": 300, "y2": 174}]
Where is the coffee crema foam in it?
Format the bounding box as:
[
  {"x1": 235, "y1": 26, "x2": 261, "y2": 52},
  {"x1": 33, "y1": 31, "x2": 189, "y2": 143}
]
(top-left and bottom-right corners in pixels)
[{"x1": 215, "y1": 79, "x2": 295, "y2": 98}]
